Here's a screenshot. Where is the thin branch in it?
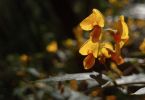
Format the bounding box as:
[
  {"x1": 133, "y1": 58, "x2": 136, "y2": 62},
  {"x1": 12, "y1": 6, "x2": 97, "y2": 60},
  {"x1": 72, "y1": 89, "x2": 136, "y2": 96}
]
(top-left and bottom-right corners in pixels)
[
  {"x1": 34, "y1": 72, "x2": 145, "y2": 86},
  {"x1": 35, "y1": 72, "x2": 111, "y2": 82}
]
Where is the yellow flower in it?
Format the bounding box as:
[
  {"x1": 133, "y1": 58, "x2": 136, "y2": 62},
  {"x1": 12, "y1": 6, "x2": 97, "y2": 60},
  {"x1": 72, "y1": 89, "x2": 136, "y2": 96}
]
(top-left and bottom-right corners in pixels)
[
  {"x1": 20, "y1": 54, "x2": 29, "y2": 63},
  {"x1": 114, "y1": 15, "x2": 129, "y2": 46},
  {"x1": 139, "y1": 39, "x2": 145, "y2": 53},
  {"x1": 80, "y1": 9, "x2": 104, "y2": 43},
  {"x1": 109, "y1": 16, "x2": 129, "y2": 65},
  {"x1": 46, "y1": 41, "x2": 58, "y2": 53},
  {"x1": 79, "y1": 9, "x2": 129, "y2": 69},
  {"x1": 112, "y1": 16, "x2": 129, "y2": 59},
  {"x1": 79, "y1": 39, "x2": 114, "y2": 69}
]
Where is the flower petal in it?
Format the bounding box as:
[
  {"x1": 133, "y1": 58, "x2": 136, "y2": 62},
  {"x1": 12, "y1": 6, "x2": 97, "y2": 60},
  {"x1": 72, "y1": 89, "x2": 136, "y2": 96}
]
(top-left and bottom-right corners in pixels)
[
  {"x1": 120, "y1": 16, "x2": 129, "y2": 40},
  {"x1": 101, "y1": 42, "x2": 114, "y2": 51},
  {"x1": 80, "y1": 9, "x2": 104, "y2": 31},
  {"x1": 90, "y1": 25, "x2": 102, "y2": 43},
  {"x1": 79, "y1": 39, "x2": 99, "y2": 58},
  {"x1": 110, "y1": 51, "x2": 124, "y2": 65},
  {"x1": 111, "y1": 62, "x2": 123, "y2": 76},
  {"x1": 116, "y1": 16, "x2": 129, "y2": 40},
  {"x1": 46, "y1": 41, "x2": 58, "y2": 53},
  {"x1": 83, "y1": 53, "x2": 95, "y2": 69},
  {"x1": 100, "y1": 42, "x2": 114, "y2": 58}
]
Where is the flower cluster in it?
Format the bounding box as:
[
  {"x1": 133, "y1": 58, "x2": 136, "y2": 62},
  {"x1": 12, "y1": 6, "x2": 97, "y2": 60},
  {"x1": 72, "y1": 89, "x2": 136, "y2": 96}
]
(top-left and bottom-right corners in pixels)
[{"x1": 79, "y1": 9, "x2": 129, "y2": 70}]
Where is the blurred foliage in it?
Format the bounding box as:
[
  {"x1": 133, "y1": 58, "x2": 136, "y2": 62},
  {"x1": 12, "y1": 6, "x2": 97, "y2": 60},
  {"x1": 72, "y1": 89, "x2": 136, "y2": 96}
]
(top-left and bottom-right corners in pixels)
[{"x1": 0, "y1": 0, "x2": 145, "y2": 100}]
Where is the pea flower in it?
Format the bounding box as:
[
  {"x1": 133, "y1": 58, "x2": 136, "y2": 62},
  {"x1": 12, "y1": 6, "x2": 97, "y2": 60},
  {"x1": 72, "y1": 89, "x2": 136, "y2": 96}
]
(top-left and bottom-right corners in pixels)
[
  {"x1": 80, "y1": 9, "x2": 104, "y2": 43},
  {"x1": 108, "y1": 16, "x2": 129, "y2": 65},
  {"x1": 79, "y1": 39, "x2": 113, "y2": 69},
  {"x1": 79, "y1": 9, "x2": 129, "y2": 69}
]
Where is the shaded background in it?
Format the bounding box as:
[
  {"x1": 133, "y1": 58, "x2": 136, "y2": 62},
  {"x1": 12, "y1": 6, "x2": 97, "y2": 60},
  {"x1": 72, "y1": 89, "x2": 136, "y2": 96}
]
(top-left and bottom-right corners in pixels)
[
  {"x1": 0, "y1": 0, "x2": 107, "y2": 55},
  {"x1": 0, "y1": 0, "x2": 145, "y2": 100}
]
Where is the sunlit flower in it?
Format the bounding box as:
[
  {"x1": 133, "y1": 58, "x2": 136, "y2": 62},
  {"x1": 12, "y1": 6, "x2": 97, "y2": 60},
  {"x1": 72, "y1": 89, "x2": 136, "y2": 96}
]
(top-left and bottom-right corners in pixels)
[
  {"x1": 139, "y1": 39, "x2": 145, "y2": 53},
  {"x1": 113, "y1": 15, "x2": 129, "y2": 47},
  {"x1": 20, "y1": 54, "x2": 29, "y2": 63},
  {"x1": 80, "y1": 9, "x2": 104, "y2": 43},
  {"x1": 110, "y1": 15, "x2": 129, "y2": 64},
  {"x1": 79, "y1": 9, "x2": 129, "y2": 69},
  {"x1": 79, "y1": 39, "x2": 113, "y2": 69},
  {"x1": 46, "y1": 41, "x2": 58, "y2": 53}
]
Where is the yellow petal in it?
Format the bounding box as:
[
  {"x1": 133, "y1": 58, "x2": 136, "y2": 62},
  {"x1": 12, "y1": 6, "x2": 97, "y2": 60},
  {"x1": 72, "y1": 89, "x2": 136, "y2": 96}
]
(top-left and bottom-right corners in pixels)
[
  {"x1": 100, "y1": 48, "x2": 111, "y2": 58},
  {"x1": 80, "y1": 9, "x2": 104, "y2": 31},
  {"x1": 116, "y1": 15, "x2": 129, "y2": 40},
  {"x1": 79, "y1": 39, "x2": 99, "y2": 58},
  {"x1": 101, "y1": 42, "x2": 114, "y2": 51},
  {"x1": 83, "y1": 53, "x2": 95, "y2": 70},
  {"x1": 139, "y1": 39, "x2": 145, "y2": 53},
  {"x1": 100, "y1": 42, "x2": 114, "y2": 58}
]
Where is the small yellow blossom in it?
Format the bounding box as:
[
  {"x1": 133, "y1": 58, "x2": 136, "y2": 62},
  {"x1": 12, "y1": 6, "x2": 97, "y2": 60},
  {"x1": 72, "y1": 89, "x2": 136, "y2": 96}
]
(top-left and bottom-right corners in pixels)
[
  {"x1": 79, "y1": 39, "x2": 114, "y2": 69},
  {"x1": 139, "y1": 39, "x2": 145, "y2": 53},
  {"x1": 114, "y1": 15, "x2": 129, "y2": 45},
  {"x1": 63, "y1": 38, "x2": 74, "y2": 48},
  {"x1": 20, "y1": 54, "x2": 29, "y2": 63},
  {"x1": 46, "y1": 41, "x2": 58, "y2": 53},
  {"x1": 112, "y1": 16, "x2": 129, "y2": 62}
]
